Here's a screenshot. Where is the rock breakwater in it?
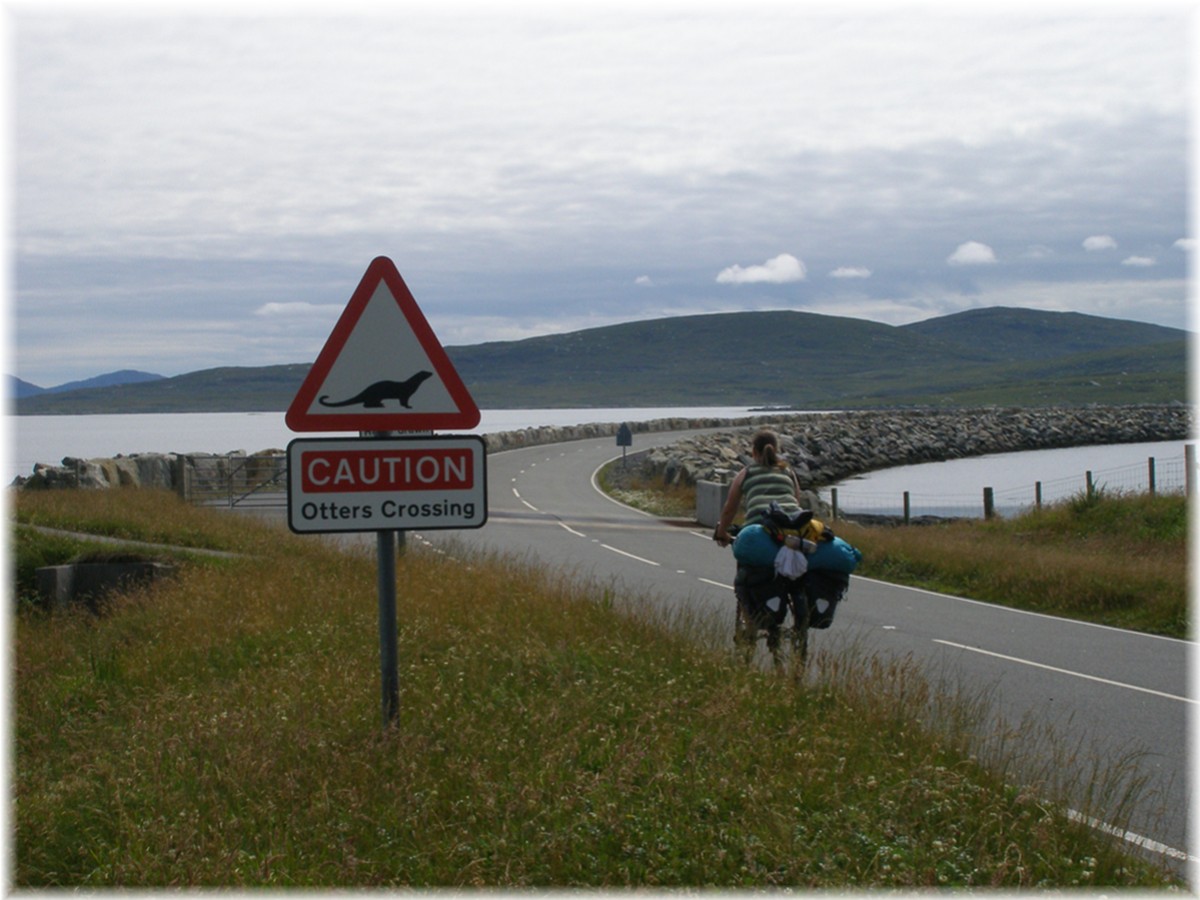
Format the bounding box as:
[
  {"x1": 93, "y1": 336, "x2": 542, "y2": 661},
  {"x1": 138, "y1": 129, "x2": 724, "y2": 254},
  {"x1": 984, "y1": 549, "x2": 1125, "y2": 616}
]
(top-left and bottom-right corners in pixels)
[
  {"x1": 15, "y1": 449, "x2": 287, "y2": 494},
  {"x1": 631, "y1": 405, "x2": 1191, "y2": 489}
]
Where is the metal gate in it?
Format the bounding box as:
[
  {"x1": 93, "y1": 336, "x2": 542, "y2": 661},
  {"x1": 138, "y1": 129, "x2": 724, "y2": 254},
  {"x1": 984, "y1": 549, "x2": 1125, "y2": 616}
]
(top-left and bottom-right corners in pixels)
[{"x1": 182, "y1": 452, "x2": 288, "y2": 508}]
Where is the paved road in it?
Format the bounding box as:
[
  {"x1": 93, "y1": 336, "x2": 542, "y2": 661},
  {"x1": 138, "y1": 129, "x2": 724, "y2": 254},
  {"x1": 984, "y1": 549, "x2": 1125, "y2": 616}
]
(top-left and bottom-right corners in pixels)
[{"x1": 400, "y1": 431, "x2": 1192, "y2": 871}]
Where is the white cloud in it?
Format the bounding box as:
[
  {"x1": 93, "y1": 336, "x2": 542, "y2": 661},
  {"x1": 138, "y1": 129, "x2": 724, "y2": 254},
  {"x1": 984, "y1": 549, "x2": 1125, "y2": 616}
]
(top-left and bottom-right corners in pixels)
[
  {"x1": 946, "y1": 241, "x2": 996, "y2": 266},
  {"x1": 254, "y1": 302, "x2": 341, "y2": 317},
  {"x1": 1083, "y1": 235, "x2": 1118, "y2": 251},
  {"x1": 634, "y1": 275, "x2": 654, "y2": 286},
  {"x1": 1121, "y1": 255, "x2": 1156, "y2": 267},
  {"x1": 1173, "y1": 238, "x2": 1195, "y2": 251},
  {"x1": 716, "y1": 253, "x2": 807, "y2": 285},
  {"x1": 829, "y1": 266, "x2": 872, "y2": 279}
]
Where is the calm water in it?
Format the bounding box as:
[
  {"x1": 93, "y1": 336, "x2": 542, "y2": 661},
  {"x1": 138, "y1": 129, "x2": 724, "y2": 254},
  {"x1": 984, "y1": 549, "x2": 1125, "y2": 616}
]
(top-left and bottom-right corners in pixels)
[
  {"x1": 6, "y1": 411, "x2": 1192, "y2": 515},
  {"x1": 824, "y1": 440, "x2": 1189, "y2": 517},
  {"x1": 6, "y1": 408, "x2": 758, "y2": 483}
]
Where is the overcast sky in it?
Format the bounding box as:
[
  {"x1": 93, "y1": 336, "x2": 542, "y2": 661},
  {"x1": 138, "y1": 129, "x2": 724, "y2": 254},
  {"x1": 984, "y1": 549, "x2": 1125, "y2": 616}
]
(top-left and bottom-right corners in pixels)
[{"x1": 7, "y1": 4, "x2": 1195, "y2": 388}]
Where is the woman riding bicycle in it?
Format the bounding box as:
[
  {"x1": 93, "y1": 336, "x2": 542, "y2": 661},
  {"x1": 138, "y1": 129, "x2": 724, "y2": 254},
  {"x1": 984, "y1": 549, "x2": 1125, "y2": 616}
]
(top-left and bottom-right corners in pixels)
[
  {"x1": 712, "y1": 428, "x2": 802, "y2": 547},
  {"x1": 711, "y1": 429, "x2": 807, "y2": 662}
]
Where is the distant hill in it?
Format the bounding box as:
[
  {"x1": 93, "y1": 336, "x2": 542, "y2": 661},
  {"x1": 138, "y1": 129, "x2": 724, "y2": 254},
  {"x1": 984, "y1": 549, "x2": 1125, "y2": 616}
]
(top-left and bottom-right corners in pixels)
[
  {"x1": 901, "y1": 307, "x2": 1183, "y2": 361},
  {"x1": 10, "y1": 369, "x2": 164, "y2": 400},
  {"x1": 12, "y1": 307, "x2": 1189, "y2": 414},
  {"x1": 46, "y1": 369, "x2": 165, "y2": 394},
  {"x1": 9, "y1": 376, "x2": 44, "y2": 400}
]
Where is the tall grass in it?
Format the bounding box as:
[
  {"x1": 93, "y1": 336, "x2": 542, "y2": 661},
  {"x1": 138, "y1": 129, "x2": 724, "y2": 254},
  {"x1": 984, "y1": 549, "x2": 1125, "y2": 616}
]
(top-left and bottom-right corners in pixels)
[
  {"x1": 12, "y1": 490, "x2": 1181, "y2": 887},
  {"x1": 840, "y1": 491, "x2": 1187, "y2": 637},
  {"x1": 595, "y1": 462, "x2": 696, "y2": 518}
]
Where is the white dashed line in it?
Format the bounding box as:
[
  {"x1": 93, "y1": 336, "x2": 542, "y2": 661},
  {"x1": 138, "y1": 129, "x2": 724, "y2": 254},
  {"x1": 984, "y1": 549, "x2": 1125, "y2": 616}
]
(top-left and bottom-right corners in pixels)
[
  {"x1": 934, "y1": 640, "x2": 1194, "y2": 704},
  {"x1": 601, "y1": 544, "x2": 660, "y2": 566}
]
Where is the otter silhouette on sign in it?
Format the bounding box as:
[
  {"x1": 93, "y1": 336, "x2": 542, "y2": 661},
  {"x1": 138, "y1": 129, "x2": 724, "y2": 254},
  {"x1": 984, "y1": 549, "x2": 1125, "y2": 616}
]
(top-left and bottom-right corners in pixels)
[{"x1": 318, "y1": 370, "x2": 433, "y2": 409}]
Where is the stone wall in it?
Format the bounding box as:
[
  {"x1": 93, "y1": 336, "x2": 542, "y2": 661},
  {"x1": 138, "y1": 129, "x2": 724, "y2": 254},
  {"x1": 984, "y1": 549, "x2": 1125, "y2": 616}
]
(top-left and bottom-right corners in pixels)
[
  {"x1": 12, "y1": 405, "x2": 1191, "y2": 493},
  {"x1": 630, "y1": 406, "x2": 1191, "y2": 490},
  {"x1": 15, "y1": 449, "x2": 288, "y2": 494}
]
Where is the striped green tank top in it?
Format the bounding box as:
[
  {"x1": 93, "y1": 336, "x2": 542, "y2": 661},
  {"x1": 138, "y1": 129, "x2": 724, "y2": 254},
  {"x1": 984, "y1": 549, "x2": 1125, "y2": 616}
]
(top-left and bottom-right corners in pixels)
[{"x1": 742, "y1": 464, "x2": 799, "y2": 519}]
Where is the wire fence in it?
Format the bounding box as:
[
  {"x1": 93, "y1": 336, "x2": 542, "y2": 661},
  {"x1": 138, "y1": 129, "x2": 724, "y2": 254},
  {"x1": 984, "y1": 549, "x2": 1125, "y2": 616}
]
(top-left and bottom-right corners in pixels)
[{"x1": 823, "y1": 450, "x2": 1194, "y2": 521}]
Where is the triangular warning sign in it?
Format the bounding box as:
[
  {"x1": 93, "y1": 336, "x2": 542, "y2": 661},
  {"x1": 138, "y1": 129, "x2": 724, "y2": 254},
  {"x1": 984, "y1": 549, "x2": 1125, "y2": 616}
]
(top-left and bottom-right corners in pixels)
[{"x1": 285, "y1": 257, "x2": 480, "y2": 432}]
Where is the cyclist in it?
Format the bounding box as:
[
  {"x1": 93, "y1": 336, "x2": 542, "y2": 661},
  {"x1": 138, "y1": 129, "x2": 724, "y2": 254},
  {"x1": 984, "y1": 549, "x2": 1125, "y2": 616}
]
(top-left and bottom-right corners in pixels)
[{"x1": 711, "y1": 429, "x2": 805, "y2": 662}]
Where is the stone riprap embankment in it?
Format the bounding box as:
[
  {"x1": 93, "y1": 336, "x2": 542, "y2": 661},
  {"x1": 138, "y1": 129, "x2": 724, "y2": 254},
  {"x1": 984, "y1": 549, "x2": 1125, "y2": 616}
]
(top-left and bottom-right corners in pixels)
[
  {"x1": 12, "y1": 405, "x2": 1191, "y2": 494},
  {"x1": 631, "y1": 406, "x2": 1191, "y2": 491},
  {"x1": 15, "y1": 449, "x2": 287, "y2": 493}
]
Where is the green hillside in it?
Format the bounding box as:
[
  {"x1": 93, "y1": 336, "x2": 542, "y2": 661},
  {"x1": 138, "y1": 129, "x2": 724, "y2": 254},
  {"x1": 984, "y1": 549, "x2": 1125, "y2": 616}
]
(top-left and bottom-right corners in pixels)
[
  {"x1": 901, "y1": 306, "x2": 1184, "y2": 361},
  {"x1": 14, "y1": 307, "x2": 1190, "y2": 414}
]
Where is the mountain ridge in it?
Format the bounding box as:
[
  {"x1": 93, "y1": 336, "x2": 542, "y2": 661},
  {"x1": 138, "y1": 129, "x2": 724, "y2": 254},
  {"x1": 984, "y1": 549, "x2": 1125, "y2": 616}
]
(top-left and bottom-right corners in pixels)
[
  {"x1": 11, "y1": 369, "x2": 164, "y2": 399},
  {"x1": 12, "y1": 306, "x2": 1188, "y2": 413}
]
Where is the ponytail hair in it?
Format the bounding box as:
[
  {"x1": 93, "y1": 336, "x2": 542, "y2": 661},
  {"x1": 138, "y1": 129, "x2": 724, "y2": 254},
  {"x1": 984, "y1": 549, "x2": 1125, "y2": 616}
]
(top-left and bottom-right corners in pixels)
[{"x1": 752, "y1": 429, "x2": 786, "y2": 469}]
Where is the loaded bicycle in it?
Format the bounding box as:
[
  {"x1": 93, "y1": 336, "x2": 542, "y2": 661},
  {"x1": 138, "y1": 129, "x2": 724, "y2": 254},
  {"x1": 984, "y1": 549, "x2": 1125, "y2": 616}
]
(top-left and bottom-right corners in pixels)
[{"x1": 721, "y1": 503, "x2": 859, "y2": 669}]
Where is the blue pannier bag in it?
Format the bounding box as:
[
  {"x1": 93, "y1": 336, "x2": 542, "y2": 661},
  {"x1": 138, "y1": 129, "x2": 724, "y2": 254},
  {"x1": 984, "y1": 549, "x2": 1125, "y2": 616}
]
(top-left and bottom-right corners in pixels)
[
  {"x1": 732, "y1": 524, "x2": 780, "y2": 568},
  {"x1": 806, "y1": 536, "x2": 862, "y2": 574}
]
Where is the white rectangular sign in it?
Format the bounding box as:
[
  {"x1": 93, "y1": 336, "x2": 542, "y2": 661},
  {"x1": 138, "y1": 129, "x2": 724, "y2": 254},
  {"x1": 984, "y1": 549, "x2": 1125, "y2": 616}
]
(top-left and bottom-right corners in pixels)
[{"x1": 286, "y1": 435, "x2": 487, "y2": 534}]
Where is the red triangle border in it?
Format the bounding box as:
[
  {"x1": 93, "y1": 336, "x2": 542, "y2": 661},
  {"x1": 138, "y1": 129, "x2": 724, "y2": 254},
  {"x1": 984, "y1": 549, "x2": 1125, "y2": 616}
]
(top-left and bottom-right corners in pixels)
[{"x1": 285, "y1": 257, "x2": 481, "y2": 432}]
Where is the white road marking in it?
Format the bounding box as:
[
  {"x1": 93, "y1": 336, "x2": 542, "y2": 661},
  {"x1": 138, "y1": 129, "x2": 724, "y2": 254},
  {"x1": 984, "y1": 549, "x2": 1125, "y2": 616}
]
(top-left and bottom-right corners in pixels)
[
  {"x1": 511, "y1": 487, "x2": 539, "y2": 512},
  {"x1": 601, "y1": 544, "x2": 660, "y2": 567},
  {"x1": 858, "y1": 576, "x2": 1190, "y2": 645},
  {"x1": 934, "y1": 640, "x2": 1194, "y2": 704},
  {"x1": 1066, "y1": 808, "x2": 1195, "y2": 863},
  {"x1": 558, "y1": 522, "x2": 587, "y2": 537}
]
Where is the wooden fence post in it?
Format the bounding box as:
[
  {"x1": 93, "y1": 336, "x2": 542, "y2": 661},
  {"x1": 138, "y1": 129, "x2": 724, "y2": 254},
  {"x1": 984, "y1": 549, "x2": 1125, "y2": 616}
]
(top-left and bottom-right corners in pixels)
[{"x1": 983, "y1": 487, "x2": 995, "y2": 519}]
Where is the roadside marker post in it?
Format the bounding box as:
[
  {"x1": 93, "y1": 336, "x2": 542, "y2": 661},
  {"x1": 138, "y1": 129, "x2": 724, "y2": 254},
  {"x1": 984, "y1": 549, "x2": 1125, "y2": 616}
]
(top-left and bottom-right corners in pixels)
[
  {"x1": 285, "y1": 258, "x2": 486, "y2": 728},
  {"x1": 616, "y1": 422, "x2": 633, "y2": 467}
]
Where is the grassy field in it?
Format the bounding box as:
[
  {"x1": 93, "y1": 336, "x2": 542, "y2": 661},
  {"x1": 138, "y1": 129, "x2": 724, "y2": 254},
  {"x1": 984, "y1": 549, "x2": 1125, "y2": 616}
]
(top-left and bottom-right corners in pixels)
[
  {"x1": 599, "y1": 463, "x2": 1189, "y2": 639},
  {"x1": 11, "y1": 489, "x2": 1184, "y2": 888},
  {"x1": 837, "y1": 491, "x2": 1188, "y2": 638}
]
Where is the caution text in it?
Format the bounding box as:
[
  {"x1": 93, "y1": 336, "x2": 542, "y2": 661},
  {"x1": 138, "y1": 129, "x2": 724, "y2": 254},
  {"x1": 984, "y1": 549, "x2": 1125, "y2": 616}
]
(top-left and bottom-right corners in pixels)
[{"x1": 301, "y1": 448, "x2": 474, "y2": 493}]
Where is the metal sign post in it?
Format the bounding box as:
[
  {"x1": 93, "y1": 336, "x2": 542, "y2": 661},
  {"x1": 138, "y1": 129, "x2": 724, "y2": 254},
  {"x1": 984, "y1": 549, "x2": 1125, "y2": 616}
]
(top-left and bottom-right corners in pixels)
[
  {"x1": 284, "y1": 258, "x2": 485, "y2": 730},
  {"x1": 369, "y1": 429, "x2": 402, "y2": 730},
  {"x1": 286, "y1": 432, "x2": 487, "y2": 727},
  {"x1": 617, "y1": 422, "x2": 633, "y2": 466},
  {"x1": 376, "y1": 528, "x2": 400, "y2": 726}
]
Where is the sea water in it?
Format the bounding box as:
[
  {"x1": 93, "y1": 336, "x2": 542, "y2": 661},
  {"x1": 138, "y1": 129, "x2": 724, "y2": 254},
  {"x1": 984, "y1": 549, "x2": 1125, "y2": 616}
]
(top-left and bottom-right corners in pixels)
[
  {"x1": 822, "y1": 439, "x2": 1189, "y2": 518},
  {"x1": 6, "y1": 408, "x2": 758, "y2": 483}
]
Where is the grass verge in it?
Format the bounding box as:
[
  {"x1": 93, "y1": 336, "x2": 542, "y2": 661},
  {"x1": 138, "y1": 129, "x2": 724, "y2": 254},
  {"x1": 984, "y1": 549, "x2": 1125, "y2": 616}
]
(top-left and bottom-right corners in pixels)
[
  {"x1": 838, "y1": 491, "x2": 1187, "y2": 637},
  {"x1": 12, "y1": 490, "x2": 1184, "y2": 887}
]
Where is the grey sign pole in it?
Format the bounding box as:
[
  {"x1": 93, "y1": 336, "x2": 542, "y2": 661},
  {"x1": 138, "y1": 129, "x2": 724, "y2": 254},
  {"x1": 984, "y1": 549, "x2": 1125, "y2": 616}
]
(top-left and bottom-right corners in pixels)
[
  {"x1": 364, "y1": 430, "x2": 403, "y2": 728},
  {"x1": 377, "y1": 528, "x2": 400, "y2": 727},
  {"x1": 617, "y1": 422, "x2": 633, "y2": 466}
]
